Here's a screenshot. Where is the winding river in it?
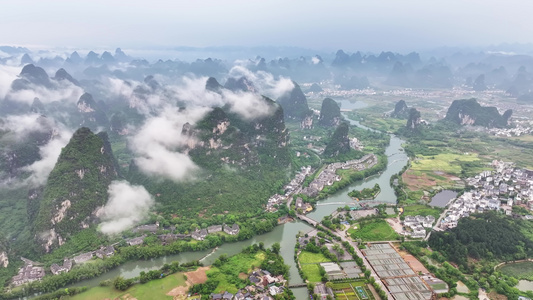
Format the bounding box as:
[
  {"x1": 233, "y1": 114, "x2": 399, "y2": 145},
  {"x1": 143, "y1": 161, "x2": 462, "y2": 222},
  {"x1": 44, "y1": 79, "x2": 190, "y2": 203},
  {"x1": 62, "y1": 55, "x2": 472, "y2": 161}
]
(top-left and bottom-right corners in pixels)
[{"x1": 69, "y1": 100, "x2": 408, "y2": 299}]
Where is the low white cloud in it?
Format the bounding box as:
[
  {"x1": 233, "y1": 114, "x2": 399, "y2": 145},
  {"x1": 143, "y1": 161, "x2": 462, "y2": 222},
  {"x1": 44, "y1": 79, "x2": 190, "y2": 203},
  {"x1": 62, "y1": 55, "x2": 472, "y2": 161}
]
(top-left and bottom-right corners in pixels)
[
  {"x1": 130, "y1": 106, "x2": 208, "y2": 181},
  {"x1": 0, "y1": 113, "x2": 73, "y2": 187},
  {"x1": 22, "y1": 128, "x2": 72, "y2": 186},
  {"x1": 222, "y1": 90, "x2": 275, "y2": 120},
  {"x1": 6, "y1": 79, "x2": 84, "y2": 106},
  {"x1": 0, "y1": 65, "x2": 19, "y2": 99},
  {"x1": 176, "y1": 76, "x2": 275, "y2": 120},
  {"x1": 174, "y1": 76, "x2": 225, "y2": 107},
  {"x1": 0, "y1": 113, "x2": 50, "y2": 139},
  {"x1": 311, "y1": 56, "x2": 321, "y2": 64},
  {"x1": 99, "y1": 180, "x2": 154, "y2": 235},
  {"x1": 228, "y1": 65, "x2": 294, "y2": 99}
]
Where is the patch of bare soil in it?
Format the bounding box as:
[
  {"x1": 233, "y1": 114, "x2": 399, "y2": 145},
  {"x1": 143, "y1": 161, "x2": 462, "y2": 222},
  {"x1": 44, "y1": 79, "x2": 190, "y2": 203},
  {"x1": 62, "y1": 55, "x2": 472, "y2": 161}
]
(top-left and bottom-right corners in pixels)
[
  {"x1": 488, "y1": 291, "x2": 508, "y2": 300},
  {"x1": 166, "y1": 267, "x2": 210, "y2": 298},
  {"x1": 402, "y1": 171, "x2": 437, "y2": 190}
]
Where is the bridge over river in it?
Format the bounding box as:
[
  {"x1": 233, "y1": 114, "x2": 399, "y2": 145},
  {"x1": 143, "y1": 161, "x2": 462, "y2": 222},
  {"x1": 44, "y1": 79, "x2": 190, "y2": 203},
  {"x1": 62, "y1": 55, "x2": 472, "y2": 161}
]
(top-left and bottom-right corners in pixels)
[{"x1": 296, "y1": 214, "x2": 318, "y2": 226}]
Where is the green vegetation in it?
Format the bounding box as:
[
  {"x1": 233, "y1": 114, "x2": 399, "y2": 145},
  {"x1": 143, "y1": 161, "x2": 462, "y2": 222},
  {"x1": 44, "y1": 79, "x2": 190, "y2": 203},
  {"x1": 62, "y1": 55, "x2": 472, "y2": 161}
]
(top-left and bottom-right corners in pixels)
[
  {"x1": 429, "y1": 212, "x2": 533, "y2": 269},
  {"x1": 277, "y1": 81, "x2": 312, "y2": 120},
  {"x1": 401, "y1": 241, "x2": 533, "y2": 300},
  {"x1": 317, "y1": 154, "x2": 388, "y2": 200},
  {"x1": 207, "y1": 251, "x2": 266, "y2": 294},
  {"x1": 33, "y1": 128, "x2": 118, "y2": 252},
  {"x1": 323, "y1": 122, "x2": 351, "y2": 157},
  {"x1": 348, "y1": 219, "x2": 399, "y2": 242},
  {"x1": 319, "y1": 98, "x2": 341, "y2": 127},
  {"x1": 299, "y1": 251, "x2": 332, "y2": 264},
  {"x1": 347, "y1": 106, "x2": 406, "y2": 133},
  {"x1": 67, "y1": 286, "x2": 126, "y2": 300},
  {"x1": 301, "y1": 264, "x2": 323, "y2": 283},
  {"x1": 348, "y1": 184, "x2": 381, "y2": 200},
  {"x1": 391, "y1": 100, "x2": 409, "y2": 119},
  {"x1": 330, "y1": 280, "x2": 375, "y2": 300},
  {"x1": 444, "y1": 98, "x2": 512, "y2": 128},
  {"x1": 405, "y1": 108, "x2": 421, "y2": 131},
  {"x1": 401, "y1": 205, "x2": 442, "y2": 220},
  {"x1": 499, "y1": 261, "x2": 533, "y2": 280},
  {"x1": 128, "y1": 101, "x2": 290, "y2": 217},
  {"x1": 69, "y1": 272, "x2": 186, "y2": 300},
  {"x1": 410, "y1": 153, "x2": 482, "y2": 176},
  {"x1": 191, "y1": 243, "x2": 292, "y2": 298}
]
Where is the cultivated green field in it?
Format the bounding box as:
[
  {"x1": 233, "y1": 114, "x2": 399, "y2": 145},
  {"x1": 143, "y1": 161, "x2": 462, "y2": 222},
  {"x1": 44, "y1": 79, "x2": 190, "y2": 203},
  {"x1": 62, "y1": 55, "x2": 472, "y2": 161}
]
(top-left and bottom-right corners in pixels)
[
  {"x1": 348, "y1": 219, "x2": 399, "y2": 242},
  {"x1": 499, "y1": 261, "x2": 533, "y2": 280},
  {"x1": 331, "y1": 280, "x2": 375, "y2": 300},
  {"x1": 69, "y1": 272, "x2": 187, "y2": 300},
  {"x1": 301, "y1": 264, "x2": 323, "y2": 283},
  {"x1": 299, "y1": 251, "x2": 332, "y2": 264},
  {"x1": 402, "y1": 205, "x2": 442, "y2": 220},
  {"x1": 410, "y1": 153, "x2": 481, "y2": 176}
]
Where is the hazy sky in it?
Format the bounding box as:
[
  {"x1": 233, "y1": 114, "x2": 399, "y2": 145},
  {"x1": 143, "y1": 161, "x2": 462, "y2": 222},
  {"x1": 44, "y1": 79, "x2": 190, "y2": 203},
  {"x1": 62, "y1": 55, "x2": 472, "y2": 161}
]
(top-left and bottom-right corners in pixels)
[{"x1": 1, "y1": 0, "x2": 532, "y2": 52}]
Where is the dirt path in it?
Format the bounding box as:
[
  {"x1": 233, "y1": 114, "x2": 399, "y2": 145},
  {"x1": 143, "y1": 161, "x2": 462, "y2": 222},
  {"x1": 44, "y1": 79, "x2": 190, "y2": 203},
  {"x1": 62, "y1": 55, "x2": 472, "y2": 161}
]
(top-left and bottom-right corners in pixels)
[
  {"x1": 386, "y1": 217, "x2": 403, "y2": 235},
  {"x1": 166, "y1": 267, "x2": 210, "y2": 298}
]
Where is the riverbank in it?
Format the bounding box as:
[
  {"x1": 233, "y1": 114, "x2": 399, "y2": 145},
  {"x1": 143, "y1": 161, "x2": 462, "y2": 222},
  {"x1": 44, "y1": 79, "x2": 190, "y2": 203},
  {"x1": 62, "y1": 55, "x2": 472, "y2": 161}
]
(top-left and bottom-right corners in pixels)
[
  {"x1": 314, "y1": 154, "x2": 388, "y2": 201},
  {"x1": 8, "y1": 103, "x2": 409, "y2": 300}
]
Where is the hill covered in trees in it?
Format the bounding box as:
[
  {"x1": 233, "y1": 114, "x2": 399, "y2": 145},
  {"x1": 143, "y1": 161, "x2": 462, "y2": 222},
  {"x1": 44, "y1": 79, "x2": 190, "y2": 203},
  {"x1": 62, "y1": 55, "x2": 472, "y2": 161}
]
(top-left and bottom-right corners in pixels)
[
  {"x1": 323, "y1": 122, "x2": 351, "y2": 157},
  {"x1": 318, "y1": 98, "x2": 341, "y2": 127},
  {"x1": 32, "y1": 128, "x2": 119, "y2": 252},
  {"x1": 444, "y1": 98, "x2": 512, "y2": 128},
  {"x1": 428, "y1": 212, "x2": 533, "y2": 269}
]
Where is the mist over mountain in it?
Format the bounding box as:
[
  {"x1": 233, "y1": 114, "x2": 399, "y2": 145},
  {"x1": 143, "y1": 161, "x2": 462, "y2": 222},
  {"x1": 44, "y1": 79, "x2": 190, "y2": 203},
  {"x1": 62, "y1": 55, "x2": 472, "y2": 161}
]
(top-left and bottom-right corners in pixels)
[{"x1": 0, "y1": 44, "x2": 532, "y2": 281}]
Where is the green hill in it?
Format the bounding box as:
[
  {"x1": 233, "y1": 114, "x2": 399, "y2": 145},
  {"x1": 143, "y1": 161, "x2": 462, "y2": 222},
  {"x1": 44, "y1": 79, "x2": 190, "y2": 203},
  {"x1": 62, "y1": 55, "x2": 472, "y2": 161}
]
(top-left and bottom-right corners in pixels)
[
  {"x1": 276, "y1": 81, "x2": 312, "y2": 121},
  {"x1": 128, "y1": 97, "x2": 290, "y2": 216},
  {"x1": 318, "y1": 98, "x2": 341, "y2": 127},
  {"x1": 444, "y1": 98, "x2": 512, "y2": 128},
  {"x1": 323, "y1": 122, "x2": 351, "y2": 157},
  {"x1": 32, "y1": 127, "x2": 118, "y2": 252}
]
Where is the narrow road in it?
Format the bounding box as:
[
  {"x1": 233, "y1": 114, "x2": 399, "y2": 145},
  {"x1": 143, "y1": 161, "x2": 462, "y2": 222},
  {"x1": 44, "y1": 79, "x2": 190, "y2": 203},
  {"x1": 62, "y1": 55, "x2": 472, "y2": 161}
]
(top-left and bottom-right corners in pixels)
[
  {"x1": 297, "y1": 213, "x2": 394, "y2": 300},
  {"x1": 329, "y1": 229, "x2": 394, "y2": 300},
  {"x1": 425, "y1": 207, "x2": 450, "y2": 241}
]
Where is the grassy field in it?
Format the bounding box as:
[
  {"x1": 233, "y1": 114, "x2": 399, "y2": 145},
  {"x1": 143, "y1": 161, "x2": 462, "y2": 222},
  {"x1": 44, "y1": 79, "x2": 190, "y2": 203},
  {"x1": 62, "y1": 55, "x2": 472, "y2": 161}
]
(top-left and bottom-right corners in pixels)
[
  {"x1": 301, "y1": 264, "x2": 323, "y2": 282},
  {"x1": 348, "y1": 219, "x2": 399, "y2": 242},
  {"x1": 499, "y1": 261, "x2": 533, "y2": 280},
  {"x1": 402, "y1": 205, "x2": 442, "y2": 220},
  {"x1": 510, "y1": 135, "x2": 533, "y2": 142},
  {"x1": 410, "y1": 153, "x2": 481, "y2": 176},
  {"x1": 299, "y1": 251, "x2": 332, "y2": 264},
  {"x1": 206, "y1": 251, "x2": 266, "y2": 294},
  {"x1": 69, "y1": 272, "x2": 187, "y2": 300}
]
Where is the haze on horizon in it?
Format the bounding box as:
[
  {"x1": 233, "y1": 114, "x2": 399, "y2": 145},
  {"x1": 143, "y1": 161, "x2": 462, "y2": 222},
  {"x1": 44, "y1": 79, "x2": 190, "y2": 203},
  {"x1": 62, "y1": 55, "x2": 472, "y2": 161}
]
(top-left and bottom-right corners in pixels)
[{"x1": 1, "y1": 0, "x2": 532, "y2": 53}]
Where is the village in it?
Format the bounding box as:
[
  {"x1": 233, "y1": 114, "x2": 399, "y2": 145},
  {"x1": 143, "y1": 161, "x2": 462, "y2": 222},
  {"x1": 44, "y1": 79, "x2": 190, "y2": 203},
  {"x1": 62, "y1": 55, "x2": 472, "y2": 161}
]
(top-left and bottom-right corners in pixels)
[
  {"x1": 440, "y1": 160, "x2": 533, "y2": 229},
  {"x1": 9, "y1": 222, "x2": 241, "y2": 287},
  {"x1": 210, "y1": 269, "x2": 288, "y2": 300},
  {"x1": 487, "y1": 119, "x2": 533, "y2": 137},
  {"x1": 265, "y1": 154, "x2": 378, "y2": 212}
]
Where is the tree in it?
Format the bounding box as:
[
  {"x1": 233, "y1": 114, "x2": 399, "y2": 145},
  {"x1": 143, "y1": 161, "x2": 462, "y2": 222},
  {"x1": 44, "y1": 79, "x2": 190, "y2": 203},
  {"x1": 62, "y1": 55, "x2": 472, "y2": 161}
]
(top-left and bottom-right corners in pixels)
[
  {"x1": 113, "y1": 276, "x2": 132, "y2": 291},
  {"x1": 272, "y1": 242, "x2": 281, "y2": 254}
]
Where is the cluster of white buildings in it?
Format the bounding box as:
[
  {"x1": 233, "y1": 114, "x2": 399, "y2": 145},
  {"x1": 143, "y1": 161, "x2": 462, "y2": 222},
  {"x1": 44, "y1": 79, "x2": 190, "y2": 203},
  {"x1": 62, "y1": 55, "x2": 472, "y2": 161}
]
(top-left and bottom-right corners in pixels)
[
  {"x1": 11, "y1": 258, "x2": 45, "y2": 286},
  {"x1": 266, "y1": 166, "x2": 313, "y2": 212},
  {"x1": 403, "y1": 215, "x2": 436, "y2": 238},
  {"x1": 305, "y1": 88, "x2": 377, "y2": 99},
  {"x1": 441, "y1": 160, "x2": 533, "y2": 229},
  {"x1": 349, "y1": 137, "x2": 363, "y2": 150},
  {"x1": 488, "y1": 121, "x2": 533, "y2": 137}
]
